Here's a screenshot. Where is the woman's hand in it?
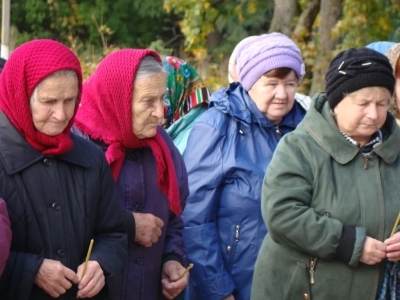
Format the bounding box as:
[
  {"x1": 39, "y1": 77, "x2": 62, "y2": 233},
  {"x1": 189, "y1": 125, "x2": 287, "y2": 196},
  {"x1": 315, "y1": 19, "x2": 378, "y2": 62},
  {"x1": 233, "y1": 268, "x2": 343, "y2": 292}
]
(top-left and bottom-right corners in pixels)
[
  {"x1": 161, "y1": 260, "x2": 189, "y2": 299},
  {"x1": 76, "y1": 261, "x2": 105, "y2": 298},
  {"x1": 133, "y1": 212, "x2": 164, "y2": 247},
  {"x1": 34, "y1": 258, "x2": 79, "y2": 298},
  {"x1": 385, "y1": 232, "x2": 400, "y2": 261},
  {"x1": 360, "y1": 236, "x2": 386, "y2": 265}
]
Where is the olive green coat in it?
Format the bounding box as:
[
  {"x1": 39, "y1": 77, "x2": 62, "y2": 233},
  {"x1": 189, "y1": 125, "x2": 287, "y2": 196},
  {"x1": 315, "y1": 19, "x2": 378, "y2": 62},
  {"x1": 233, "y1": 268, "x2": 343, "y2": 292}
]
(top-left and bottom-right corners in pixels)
[{"x1": 251, "y1": 93, "x2": 400, "y2": 300}]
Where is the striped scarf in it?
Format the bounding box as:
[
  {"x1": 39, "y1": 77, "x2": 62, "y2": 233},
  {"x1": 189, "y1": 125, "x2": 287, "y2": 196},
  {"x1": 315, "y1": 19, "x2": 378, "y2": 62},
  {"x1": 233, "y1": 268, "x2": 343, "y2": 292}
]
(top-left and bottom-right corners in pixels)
[{"x1": 340, "y1": 131, "x2": 382, "y2": 157}]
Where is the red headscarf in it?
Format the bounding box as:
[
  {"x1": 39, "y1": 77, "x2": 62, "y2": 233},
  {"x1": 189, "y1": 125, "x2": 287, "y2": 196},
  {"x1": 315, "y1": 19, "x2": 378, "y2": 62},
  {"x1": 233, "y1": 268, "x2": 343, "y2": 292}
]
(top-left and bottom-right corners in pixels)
[
  {"x1": 0, "y1": 39, "x2": 82, "y2": 155},
  {"x1": 75, "y1": 49, "x2": 181, "y2": 216}
]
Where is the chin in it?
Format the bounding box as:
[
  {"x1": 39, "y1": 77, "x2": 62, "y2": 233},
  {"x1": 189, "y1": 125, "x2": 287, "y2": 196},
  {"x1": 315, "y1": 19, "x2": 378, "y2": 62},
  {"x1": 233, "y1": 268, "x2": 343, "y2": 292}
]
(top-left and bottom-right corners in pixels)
[
  {"x1": 41, "y1": 127, "x2": 68, "y2": 136},
  {"x1": 43, "y1": 131, "x2": 65, "y2": 136},
  {"x1": 138, "y1": 129, "x2": 158, "y2": 139},
  {"x1": 268, "y1": 111, "x2": 288, "y2": 121}
]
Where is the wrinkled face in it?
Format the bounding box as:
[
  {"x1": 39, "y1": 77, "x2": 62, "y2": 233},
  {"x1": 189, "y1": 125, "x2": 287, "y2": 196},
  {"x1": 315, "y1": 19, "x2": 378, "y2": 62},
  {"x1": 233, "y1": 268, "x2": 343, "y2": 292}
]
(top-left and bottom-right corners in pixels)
[
  {"x1": 334, "y1": 86, "x2": 390, "y2": 145},
  {"x1": 132, "y1": 72, "x2": 166, "y2": 139},
  {"x1": 30, "y1": 73, "x2": 78, "y2": 136},
  {"x1": 248, "y1": 71, "x2": 298, "y2": 123}
]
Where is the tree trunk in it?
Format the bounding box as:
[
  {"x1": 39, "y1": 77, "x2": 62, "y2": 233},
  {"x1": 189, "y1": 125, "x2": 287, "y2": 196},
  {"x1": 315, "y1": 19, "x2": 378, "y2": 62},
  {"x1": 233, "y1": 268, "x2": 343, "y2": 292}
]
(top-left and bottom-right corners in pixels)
[
  {"x1": 309, "y1": 0, "x2": 342, "y2": 97},
  {"x1": 268, "y1": 0, "x2": 300, "y2": 36},
  {"x1": 292, "y1": 0, "x2": 321, "y2": 43}
]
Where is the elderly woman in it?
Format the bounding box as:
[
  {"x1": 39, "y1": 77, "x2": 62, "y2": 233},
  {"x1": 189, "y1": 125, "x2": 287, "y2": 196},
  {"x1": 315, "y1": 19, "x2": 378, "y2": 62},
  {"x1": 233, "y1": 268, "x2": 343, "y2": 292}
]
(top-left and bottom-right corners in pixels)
[
  {"x1": 251, "y1": 47, "x2": 400, "y2": 299},
  {"x1": 0, "y1": 39, "x2": 127, "y2": 299},
  {"x1": 162, "y1": 56, "x2": 210, "y2": 154},
  {"x1": 228, "y1": 35, "x2": 311, "y2": 110},
  {"x1": 0, "y1": 198, "x2": 11, "y2": 277},
  {"x1": 182, "y1": 32, "x2": 306, "y2": 300},
  {"x1": 74, "y1": 49, "x2": 189, "y2": 300}
]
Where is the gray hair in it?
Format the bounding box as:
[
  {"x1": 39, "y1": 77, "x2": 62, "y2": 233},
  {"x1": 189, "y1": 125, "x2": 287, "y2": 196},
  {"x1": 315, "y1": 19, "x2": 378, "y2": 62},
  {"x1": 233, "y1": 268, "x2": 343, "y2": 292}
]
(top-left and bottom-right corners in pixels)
[
  {"x1": 30, "y1": 70, "x2": 78, "y2": 104},
  {"x1": 135, "y1": 55, "x2": 166, "y2": 81}
]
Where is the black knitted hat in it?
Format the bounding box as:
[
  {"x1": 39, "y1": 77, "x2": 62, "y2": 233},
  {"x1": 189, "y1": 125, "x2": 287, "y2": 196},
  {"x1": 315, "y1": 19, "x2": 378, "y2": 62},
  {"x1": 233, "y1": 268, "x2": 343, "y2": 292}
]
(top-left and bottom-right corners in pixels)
[{"x1": 325, "y1": 47, "x2": 395, "y2": 108}]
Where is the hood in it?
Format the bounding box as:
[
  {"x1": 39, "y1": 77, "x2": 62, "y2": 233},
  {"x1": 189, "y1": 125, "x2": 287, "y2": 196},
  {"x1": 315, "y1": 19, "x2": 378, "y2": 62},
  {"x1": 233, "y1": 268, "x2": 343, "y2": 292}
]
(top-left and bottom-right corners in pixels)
[
  {"x1": 366, "y1": 41, "x2": 396, "y2": 54},
  {"x1": 209, "y1": 82, "x2": 305, "y2": 129}
]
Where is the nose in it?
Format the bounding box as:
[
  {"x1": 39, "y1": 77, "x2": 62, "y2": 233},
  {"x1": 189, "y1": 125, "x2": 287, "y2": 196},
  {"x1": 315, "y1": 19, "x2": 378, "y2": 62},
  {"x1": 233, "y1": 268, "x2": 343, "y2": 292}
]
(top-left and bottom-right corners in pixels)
[
  {"x1": 152, "y1": 100, "x2": 165, "y2": 120},
  {"x1": 366, "y1": 104, "x2": 378, "y2": 120},
  {"x1": 275, "y1": 84, "x2": 288, "y2": 99},
  {"x1": 53, "y1": 103, "x2": 68, "y2": 121}
]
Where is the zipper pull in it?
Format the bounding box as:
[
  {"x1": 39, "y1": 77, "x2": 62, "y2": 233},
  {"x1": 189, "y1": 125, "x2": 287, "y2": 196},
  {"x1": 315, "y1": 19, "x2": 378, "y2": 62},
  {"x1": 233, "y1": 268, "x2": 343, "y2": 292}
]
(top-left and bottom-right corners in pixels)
[
  {"x1": 235, "y1": 225, "x2": 240, "y2": 241},
  {"x1": 226, "y1": 246, "x2": 231, "y2": 254},
  {"x1": 310, "y1": 258, "x2": 316, "y2": 285},
  {"x1": 310, "y1": 267, "x2": 315, "y2": 285},
  {"x1": 275, "y1": 126, "x2": 282, "y2": 135},
  {"x1": 364, "y1": 157, "x2": 369, "y2": 170}
]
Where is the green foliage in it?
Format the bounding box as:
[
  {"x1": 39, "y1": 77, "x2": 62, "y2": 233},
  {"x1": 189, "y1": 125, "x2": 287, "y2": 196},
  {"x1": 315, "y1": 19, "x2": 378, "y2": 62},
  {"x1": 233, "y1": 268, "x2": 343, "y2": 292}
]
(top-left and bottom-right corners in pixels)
[
  {"x1": 334, "y1": 0, "x2": 400, "y2": 49},
  {"x1": 5, "y1": 0, "x2": 400, "y2": 94},
  {"x1": 77, "y1": 0, "x2": 172, "y2": 48},
  {"x1": 6, "y1": 0, "x2": 180, "y2": 49},
  {"x1": 164, "y1": 0, "x2": 273, "y2": 57}
]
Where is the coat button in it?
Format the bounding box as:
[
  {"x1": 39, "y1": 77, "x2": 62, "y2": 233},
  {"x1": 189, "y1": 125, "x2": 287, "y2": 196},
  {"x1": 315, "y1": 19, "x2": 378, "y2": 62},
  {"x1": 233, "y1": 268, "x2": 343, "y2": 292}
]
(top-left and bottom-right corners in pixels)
[
  {"x1": 131, "y1": 151, "x2": 139, "y2": 159},
  {"x1": 137, "y1": 258, "x2": 144, "y2": 265},
  {"x1": 57, "y1": 249, "x2": 65, "y2": 258},
  {"x1": 43, "y1": 158, "x2": 53, "y2": 166},
  {"x1": 51, "y1": 202, "x2": 61, "y2": 211},
  {"x1": 303, "y1": 293, "x2": 309, "y2": 300},
  {"x1": 135, "y1": 203, "x2": 143, "y2": 212}
]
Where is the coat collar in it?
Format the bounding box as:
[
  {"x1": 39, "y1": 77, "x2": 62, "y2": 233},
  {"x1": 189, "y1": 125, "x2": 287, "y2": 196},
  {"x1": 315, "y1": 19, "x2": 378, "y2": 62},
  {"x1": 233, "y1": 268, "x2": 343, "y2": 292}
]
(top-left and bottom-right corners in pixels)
[
  {"x1": 210, "y1": 83, "x2": 305, "y2": 129},
  {"x1": 0, "y1": 111, "x2": 89, "y2": 175},
  {"x1": 302, "y1": 93, "x2": 400, "y2": 165}
]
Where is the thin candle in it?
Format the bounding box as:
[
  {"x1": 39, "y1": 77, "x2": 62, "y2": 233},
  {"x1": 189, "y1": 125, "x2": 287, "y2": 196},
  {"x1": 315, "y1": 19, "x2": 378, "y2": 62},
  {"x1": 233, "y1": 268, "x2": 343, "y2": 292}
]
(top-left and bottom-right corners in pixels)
[
  {"x1": 390, "y1": 213, "x2": 400, "y2": 238},
  {"x1": 179, "y1": 263, "x2": 194, "y2": 279},
  {"x1": 77, "y1": 238, "x2": 94, "y2": 299}
]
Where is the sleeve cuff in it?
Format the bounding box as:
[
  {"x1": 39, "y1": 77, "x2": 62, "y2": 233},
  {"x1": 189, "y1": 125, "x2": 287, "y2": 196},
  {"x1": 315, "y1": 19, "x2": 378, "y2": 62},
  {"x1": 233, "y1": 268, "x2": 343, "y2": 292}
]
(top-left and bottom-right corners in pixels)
[
  {"x1": 348, "y1": 227, "x2": 367, "y2": 267},
  {"x1": 124, "y1": 211, "x2": 135, "y2": 242},
  {"x1": 334, "y1": 226, "x2": 356, "y2": 264},
  {"x1": 162, "y1": 253, "x2": 183, "y2": 266}
]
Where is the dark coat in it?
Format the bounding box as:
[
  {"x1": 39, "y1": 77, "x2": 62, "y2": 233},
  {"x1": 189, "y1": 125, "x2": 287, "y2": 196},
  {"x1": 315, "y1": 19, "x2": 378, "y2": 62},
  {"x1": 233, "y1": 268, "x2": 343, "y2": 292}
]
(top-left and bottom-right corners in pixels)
[
  {"x1": 0, "y1": 197, "x2": 11, "y2": 276},
  {"x1": 112, "y1": 128, "x2": 189, "y2": 300},
  {"x1": 0, "y1": 111, "x2": 128, "y2": 300}
]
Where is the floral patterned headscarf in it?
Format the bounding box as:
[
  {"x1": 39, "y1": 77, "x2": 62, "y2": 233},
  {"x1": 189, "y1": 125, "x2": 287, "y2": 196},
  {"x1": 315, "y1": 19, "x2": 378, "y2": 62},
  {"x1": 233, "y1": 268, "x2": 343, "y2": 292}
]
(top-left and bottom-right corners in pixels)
[{"x1": 162, "y1": 56, "x2": 210, "y2": 128}]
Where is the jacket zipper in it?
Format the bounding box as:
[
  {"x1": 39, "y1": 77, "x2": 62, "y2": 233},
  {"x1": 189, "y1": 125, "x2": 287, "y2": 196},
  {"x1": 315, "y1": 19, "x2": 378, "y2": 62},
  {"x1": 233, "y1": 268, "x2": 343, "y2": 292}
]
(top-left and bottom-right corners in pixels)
[
  {"x1": 309, "y1": 211, "x2": 330, "y2": 285},
  {"x1": 309, "y1": 256, "x2": 318, "y2": 285},
  {"x1": 227, "y1": 225, "x2": 240, "y2": 272}
]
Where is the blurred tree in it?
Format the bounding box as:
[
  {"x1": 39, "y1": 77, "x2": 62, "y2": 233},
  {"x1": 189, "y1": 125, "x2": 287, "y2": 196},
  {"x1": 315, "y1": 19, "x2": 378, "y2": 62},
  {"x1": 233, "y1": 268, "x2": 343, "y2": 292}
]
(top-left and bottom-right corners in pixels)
[
  {"x1": 269, "y1": 0, "x2": 300, "y2": 36},
  {"x1": 309, "y1": 0, "x2": 342, "y2": 96}
]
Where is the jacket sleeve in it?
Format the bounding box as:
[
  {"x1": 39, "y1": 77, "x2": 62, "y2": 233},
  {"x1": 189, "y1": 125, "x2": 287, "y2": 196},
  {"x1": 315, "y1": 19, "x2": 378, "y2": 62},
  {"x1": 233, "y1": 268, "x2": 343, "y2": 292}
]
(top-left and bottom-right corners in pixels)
[
  {"x1": 89, "y1": 152, "x2": 128, "y2": 297},
  {"x1": 263, "y1": 133, "x2": 365, "y2": 267},
  {"x1": 182, "y1": 121, "x2": 236, "y2": 299},
  {"x1": 0, "y1": 183, "x2": 43, "y2": 299},
  {"x1": 162, "y1": 143, "x2": 190, "y2": 266},
  {"x1": 0, "y1": 198, "x2": 11, "y2": 277}
]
